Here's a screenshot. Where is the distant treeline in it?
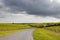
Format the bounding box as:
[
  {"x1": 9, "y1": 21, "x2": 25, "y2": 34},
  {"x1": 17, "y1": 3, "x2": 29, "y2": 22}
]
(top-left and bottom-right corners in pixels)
[{"x1": 11, "y1": 23, "x2": 60, "y2": 28}]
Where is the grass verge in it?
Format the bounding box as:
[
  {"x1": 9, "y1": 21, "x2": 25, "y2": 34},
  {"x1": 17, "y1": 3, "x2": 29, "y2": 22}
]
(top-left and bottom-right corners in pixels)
[
  {"x1": 33, "y1": 28, "x2": 60, "y2": 40},
  {"x1": 0, "y1": 30, "x2": 23, "y2": 38}
]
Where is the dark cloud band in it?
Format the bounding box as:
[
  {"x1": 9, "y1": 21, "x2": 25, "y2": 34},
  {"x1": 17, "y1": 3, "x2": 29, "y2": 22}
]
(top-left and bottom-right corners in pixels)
[{"x1": 2, "y1": 0, "x2": 60, "y2": 18}]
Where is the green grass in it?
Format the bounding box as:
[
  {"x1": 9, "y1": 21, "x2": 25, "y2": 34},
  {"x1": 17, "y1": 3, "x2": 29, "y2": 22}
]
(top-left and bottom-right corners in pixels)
[
  {"x1": 0, "y1": 23, "x2": 32, "y2": 37},
  {"x1": 0, "y1": 30, "x2": 22, "y2": 38},
  {"x1": 45, "y1": 26, "x2": 60, "y2": 32},
  {"x1": 0, "y1": 23, "x2": 60, "y2": 39},
  {"x1": 0, "y1": 24, "x2": 31, "y2": 31},
  {"x1": 33, "y1": 27, "x2": 60, "y2": 40}
]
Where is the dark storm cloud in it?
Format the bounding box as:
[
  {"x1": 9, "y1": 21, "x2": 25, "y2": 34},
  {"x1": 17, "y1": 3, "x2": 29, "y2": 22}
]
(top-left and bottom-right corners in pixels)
[{"x1": 2, "y1": 0, "x2": 60, "y2": 17}]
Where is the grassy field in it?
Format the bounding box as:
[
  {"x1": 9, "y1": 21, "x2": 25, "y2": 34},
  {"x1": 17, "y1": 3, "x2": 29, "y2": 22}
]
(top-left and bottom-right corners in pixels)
[
  {"x1": 33, "y1": 26, "x2": 60, "y2": 40},
  {"x1": 0, "y1": 23, "x2": 32, "y2": 37},
  {"x1": 45, "y1": 26, "x2": 60, "y2": 33},
  {"x1": 0, "y1": 30, "x2": 22, "y2": 37},
  {"x1": 0, "y1": 24, "x2": 31, "y2": 30},
  {"x1": 0, "y1": 23, "x2": 60, "y2": 39}
]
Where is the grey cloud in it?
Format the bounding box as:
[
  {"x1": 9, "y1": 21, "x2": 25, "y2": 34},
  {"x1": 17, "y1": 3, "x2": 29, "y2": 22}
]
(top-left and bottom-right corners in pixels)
[{"x1": 2, "y1": 0, "x2": 60, "y2": 17}]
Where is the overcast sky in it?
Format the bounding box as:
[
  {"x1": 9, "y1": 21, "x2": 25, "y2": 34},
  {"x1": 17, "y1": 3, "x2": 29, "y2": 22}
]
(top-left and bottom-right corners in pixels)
[{"x1": 0, "y1": 0, "x2": 60, "y2": 23}]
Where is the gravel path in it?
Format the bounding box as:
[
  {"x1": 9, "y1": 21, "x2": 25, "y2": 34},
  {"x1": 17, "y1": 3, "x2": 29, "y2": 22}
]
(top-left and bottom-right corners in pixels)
[{"x1": 0, "y1": 29, "x2": 35, "y2": 40}]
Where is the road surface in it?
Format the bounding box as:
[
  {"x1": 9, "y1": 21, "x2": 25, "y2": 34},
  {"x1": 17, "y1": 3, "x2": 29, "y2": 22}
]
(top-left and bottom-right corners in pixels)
[{"x1": 0, "y1": 29, "x2": 35, "y2": 40}]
